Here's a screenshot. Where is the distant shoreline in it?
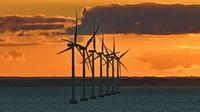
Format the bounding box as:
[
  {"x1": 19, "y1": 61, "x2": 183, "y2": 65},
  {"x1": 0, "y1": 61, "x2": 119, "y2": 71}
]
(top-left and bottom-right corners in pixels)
[
  {"x1": 0, "y1": 77, "x2": 200, "y2": 87},
  {"x1": 1, "y1": 76, "x2": 200, "y2": 79}
]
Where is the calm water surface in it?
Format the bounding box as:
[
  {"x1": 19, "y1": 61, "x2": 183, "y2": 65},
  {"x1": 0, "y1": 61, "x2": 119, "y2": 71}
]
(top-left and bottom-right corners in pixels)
[{"x1": 0, "y1": 87, "x2": 200, "y2": 112}]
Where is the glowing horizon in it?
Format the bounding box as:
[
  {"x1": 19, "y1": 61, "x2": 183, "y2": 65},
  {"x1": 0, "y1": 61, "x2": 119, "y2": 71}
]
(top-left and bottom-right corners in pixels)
[{"x1": 1, "y1": 1, "x2": 200, "y2": 77}]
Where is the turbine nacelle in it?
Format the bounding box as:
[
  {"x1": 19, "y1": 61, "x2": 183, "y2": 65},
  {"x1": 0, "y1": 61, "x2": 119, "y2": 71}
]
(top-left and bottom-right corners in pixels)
[
  {"x1": 67, "y1": 43, "x2": 75, "y2": 48},
  {"x1": 89, "y1": 50, "x2": 96, "y2": 53},
  {"x1": 104, "y1": 54, "x2": 110, "y2": 57},
  {"x1": 109, "y1": 56, "x2": 115, "y2": 58},
  {"x1": 97, "y1": 52, "x2": 103, "y2": 55}
]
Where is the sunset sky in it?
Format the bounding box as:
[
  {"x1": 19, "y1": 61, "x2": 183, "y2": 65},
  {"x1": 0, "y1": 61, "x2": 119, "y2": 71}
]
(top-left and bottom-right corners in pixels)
[{"x1": 1, "y1": 0, "x2": 200, "y2": 77}]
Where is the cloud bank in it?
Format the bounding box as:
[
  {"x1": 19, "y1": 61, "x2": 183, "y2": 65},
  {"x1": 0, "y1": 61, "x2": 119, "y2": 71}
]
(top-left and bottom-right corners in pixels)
[
  {"x1": 67, "y1": 3, "x2": 200, "y2": 35},
  {"x1": 0, "y1": 15, "x2": 75, "y2": 32},
  {"x1": 0, "y1": 15, "x2": 76, "y2": 46}
]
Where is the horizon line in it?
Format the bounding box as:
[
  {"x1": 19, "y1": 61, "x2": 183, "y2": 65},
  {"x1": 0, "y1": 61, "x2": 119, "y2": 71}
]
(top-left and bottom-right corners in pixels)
[{"x1": 1, "y1": 76, "x2": 200, "y2": 78}]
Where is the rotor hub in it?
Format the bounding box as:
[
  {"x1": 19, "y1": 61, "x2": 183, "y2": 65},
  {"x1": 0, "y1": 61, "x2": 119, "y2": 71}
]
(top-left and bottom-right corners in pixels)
[
  {"x1": 89, "y1": 50, "x2": 96, "y2": 52},
  {"x1": 67, "y1": 43, "x2": 74, "y2": 48}
]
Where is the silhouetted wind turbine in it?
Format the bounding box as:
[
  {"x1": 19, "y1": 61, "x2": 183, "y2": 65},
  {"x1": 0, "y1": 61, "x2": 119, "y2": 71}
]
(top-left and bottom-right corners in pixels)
[
  {"x1": 57, "y1": 12, "x2": 79, "y2": 104},
  {"x1": 98, "y1": 27, "x2": 106, "y2": 97},
  {"x1": 110, "y1": 37, "x2": 116, "y2": 95},
  {"x1": 102, "y1": 37, "x2": 119, "y2": 96},
  {"x1": 78, "y1": 26, "x2": 100, "y2": 101},
  {"x1": 87, "y1": 24, "x2": 98, "y2": 99},
  {"x1": 115, "y1": 49, "x2": 129, "y2": 94},
  {"x1": 106, "y1": 36, "x2": 120, "y2": 95},
  {"x1": 102, "y1": 42, "x2": 112, "y2": 96},
  {"x1": 92, "y1": 27, "x2": 107, "y2": 97},
  {"x1": 64, "y1": 25, "x2": 100, "y2": 101}
]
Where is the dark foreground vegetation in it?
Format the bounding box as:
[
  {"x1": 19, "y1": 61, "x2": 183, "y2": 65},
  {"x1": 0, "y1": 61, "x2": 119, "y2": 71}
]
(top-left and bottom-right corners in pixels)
[{"x1": 0, "y1": 77, "x2": 200, "y2": 87}]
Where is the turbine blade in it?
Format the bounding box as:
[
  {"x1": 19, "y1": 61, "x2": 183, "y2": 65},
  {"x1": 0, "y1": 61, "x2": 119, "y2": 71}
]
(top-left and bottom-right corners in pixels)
[
  {"x1": 62, "y1": 39, "x2": 73, "y2": 43},
  {"x1": 75, "y1": 43, "x2": 84, "y2": 49},
  {"x1": 119, "y1": 49, "x2": 130, "y2": 59},
  {"x1": 102, "y1": 62, "x2": 107, "y2": 66},
  {"x1": 85, "y1": 60, "x2": 90, "y2": 71},
  {"x1": 86, "y1": 50, "x2": 92, "y2": 71},
  {"x1": 103, "y1": 43, "x2": 109, "y2": 55},
  {"x1": 92, "y1": 55, "x2": 100, "y2": 61},
  {"x1": 94, "y1": 51, "x2": 99, "y2": 55},
  {"x1": 114, "y1": 55, "x2": 119, "y2": 60},
  {"x1": 74, "y1": 11, "x2": 78, "y2": 44},
  {"x1": 108, "y1": 48, "x2": 112, "y2": 53},
  {"x1": 86, "y1": 25, "x2": 100, "y2": 47},
  {"x1": 93, "y1": 23, "x2": 96, "y2": 50},
  {"x1": 116, "y1": 52, "x2": 120, "y2": 54},
  {"x1": 57, "y1": 47, "x2": 71, "y2": 54},
  {"x1": 102, "y1": 56, "x2": 106, "y2": 62},
  {"x1": 119, "y1": 60, "x2": 128, "y2": 71},
  {"x1": 75, "y1": 46, "x2": 83, "y2": 57},
  {"x1": 108, "y1": 58, "x2": 112, "y2": 66},
  {"x1": 86, "y1": 37, "x2": 93, "y2": 48},
  {"x1": 84, "y1": 53, "x2": 92, "y2": 63},
  {"x1": 113, "y1": 36, "x2": 115, "y2": 53},
  {"x1": 101, "y1": 26, "x2": 104, "y2": 53},
  {"x1": 102, "y1": 58, "x2": 112, "y2": 66}
]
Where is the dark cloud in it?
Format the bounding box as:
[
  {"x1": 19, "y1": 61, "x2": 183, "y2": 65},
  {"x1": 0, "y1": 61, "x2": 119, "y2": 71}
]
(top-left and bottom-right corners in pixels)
[
  {"x1": 0, "y1": 15, "x2": 71, "y2": 24},
  {"x1": 0, "y1": 15, "x2": 75, "y2": 32},
  {"x1": 67, "y1": 3, "x2": 200, "y2": 35},
  {"x1": 12, "y1": 24, "x2": 64, "y2": 31},
  {"x1": 3, "y1": 50, "x2": 25, "y2": 61},
  {"x1": 38, "y1": 31, "x2": 66, "y2": 37}
]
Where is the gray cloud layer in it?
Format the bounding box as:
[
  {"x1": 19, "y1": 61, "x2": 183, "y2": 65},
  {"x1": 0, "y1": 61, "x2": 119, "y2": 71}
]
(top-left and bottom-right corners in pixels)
[
  {"x1": 67, "y1": 3, "x2": 200, "y2": 35},
  {"x1": 0, "y1": 15, "x2": 74, "y2": 32}
]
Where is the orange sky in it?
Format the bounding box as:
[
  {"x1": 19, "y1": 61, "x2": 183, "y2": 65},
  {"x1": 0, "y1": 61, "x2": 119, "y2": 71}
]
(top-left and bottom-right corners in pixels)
[
  {"x1": 1, "y1": 34, "x2": 200, "y2": 77},
  {"x1": 1, "y1": 0, "x2": 200, "y2": 16},
  {"x1": 1, "y1": 1, "x2": 200, "y2": 77}
]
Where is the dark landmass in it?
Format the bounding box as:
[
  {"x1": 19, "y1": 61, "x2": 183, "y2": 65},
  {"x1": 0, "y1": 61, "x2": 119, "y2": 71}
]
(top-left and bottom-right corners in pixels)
[{"x1": 0, "y1": 77, "x2": 200, "y2": 87}]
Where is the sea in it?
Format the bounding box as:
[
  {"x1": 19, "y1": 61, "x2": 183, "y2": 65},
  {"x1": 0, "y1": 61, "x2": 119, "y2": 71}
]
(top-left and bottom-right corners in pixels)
[{"x1": 0, "y1": 87, "x2": 200, "y2": 112}]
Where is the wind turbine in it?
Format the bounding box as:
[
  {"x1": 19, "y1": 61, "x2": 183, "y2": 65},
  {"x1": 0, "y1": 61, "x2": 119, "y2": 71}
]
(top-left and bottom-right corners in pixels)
[
  {"x1": 92, "y1": 27, "x2": 107, "y2": 97},
  {"x1": 107, "y1": 36, "x2": 120, "y2": 95},
  {"x1": 86, "y1": 24, "x2": 98, "y2": 99},
  {"x1": 102, "y1": 42, "x2": 111, "y2": 96},
  {"x1": 110, "y1": 37, "x2": 116, "y2": 95},
  {"x1": 64, "y1": 25, "x2": 100, "y2": 101},
  {"x1": 115, "y1": 49, "x2": 129, "y2": 94},
  {"x1": 57, "y1": 12, "x2": 79, "y2": 104},
  {"x1": 78, "y1": 26, "x2": 100, "y2": 101},
  {"x1": 102, "y1": 36, "x2": 118, "y2": 96}
]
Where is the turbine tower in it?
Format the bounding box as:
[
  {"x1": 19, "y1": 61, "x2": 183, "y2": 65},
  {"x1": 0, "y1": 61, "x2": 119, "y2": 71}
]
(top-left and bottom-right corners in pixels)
[
  {"x1": 98, "y1": 27, "x2": 105, "y2": 97},
  {"x1": 79, "y1": 26, "x2": 100, "y2": 101},
  {"x1": 57, "y1": 12, "x2": 79, "y2": 104},
  {"x1": 88, "y1": 24, "x2": 98, "y2": 99},
  {"x1": 115, "y1": 49, "x2": 129, "y2": 94},
  {"x1": 92, "y1": 27, "x2": 106, "y2": 97},
  {"x1": 110, "y1": 37, "x2": 116, "y2": 95},
  {"x1": 102, "y1": 38, "x2": 113, "y2": 96},
  {"x1": 64, "y1": 25, "x2": 100, "y2": 101}
]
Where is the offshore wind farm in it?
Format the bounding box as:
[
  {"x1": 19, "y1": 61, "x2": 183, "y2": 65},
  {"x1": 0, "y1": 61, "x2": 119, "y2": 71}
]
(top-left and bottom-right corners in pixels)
[
  {"x1": 2, "y1": 0, "x2": 200, "y2": 112},
  {"x1": 57, "y1": 12, "x2": 129, "y2": 104}
]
